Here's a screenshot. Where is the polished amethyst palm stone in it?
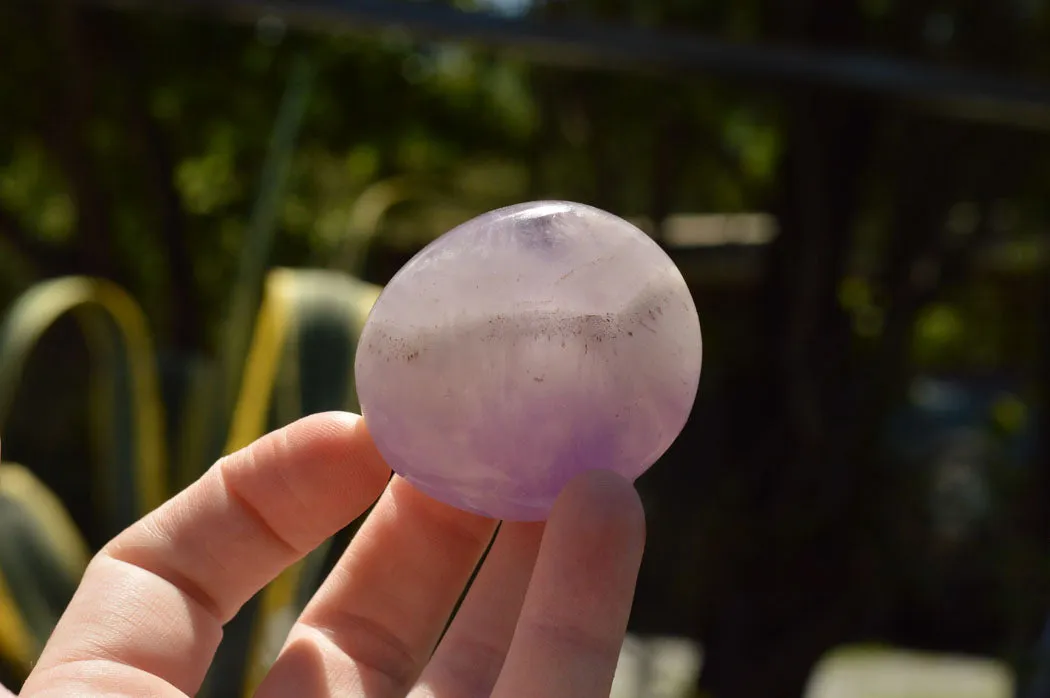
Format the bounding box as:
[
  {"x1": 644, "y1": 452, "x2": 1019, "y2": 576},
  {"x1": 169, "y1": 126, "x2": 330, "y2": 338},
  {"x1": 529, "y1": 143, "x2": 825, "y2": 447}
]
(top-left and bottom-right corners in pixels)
[{"x1": 354, "y1": 201, "x2": 702, "y2": 521}]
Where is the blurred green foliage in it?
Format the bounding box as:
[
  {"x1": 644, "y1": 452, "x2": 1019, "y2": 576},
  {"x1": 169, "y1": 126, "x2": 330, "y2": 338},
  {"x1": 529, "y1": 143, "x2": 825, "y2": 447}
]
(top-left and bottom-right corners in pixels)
[
  {"x1": 0, "y1": 42, "x2": 383, "y2": 694},
  {"x1": 0, "y1": 267, "x2": 381, "y2": 696}
]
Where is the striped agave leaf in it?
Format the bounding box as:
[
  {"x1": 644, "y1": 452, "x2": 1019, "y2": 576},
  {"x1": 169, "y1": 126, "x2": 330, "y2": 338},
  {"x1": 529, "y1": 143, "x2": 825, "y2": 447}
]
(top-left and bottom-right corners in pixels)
[
  {"x1": 0, "y1": 462, "x2": 91, "y2": 685},
  {"x1": 0, "y1": 267, "x2": 382, "y2": 694},
  {"x1": 0, "y1": 54, "x2": 383, "y2": 696},
  {"x1": 196, "y1": 267, "x2": 382, "y2": 698},
  {"x1": 0, "y1": 277, "x2": 167, "y2": 690},
  {"x1": 0, "y1": 277, "x2": 168, "y2": 541},
  {"x1": 176, "y1": 55, "x2": 316, "y2": 490}
]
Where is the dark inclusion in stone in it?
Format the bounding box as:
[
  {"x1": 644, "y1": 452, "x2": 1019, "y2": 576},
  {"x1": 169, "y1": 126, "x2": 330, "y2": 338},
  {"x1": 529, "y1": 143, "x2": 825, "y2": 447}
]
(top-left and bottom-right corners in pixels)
[{"x1": 515, "y1": 210, "x2": 571, "y2": 254}]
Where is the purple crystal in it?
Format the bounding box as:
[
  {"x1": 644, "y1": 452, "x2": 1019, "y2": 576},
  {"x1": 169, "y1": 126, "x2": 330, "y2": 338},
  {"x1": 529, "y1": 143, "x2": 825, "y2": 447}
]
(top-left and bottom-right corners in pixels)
[{"x1": 354, "y1": 201, "x2": 702, "y2": 521}]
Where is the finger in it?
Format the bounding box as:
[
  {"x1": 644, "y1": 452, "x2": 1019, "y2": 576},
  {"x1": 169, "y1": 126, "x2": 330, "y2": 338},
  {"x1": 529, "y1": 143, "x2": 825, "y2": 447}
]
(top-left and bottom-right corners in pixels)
[
  {"x1": 409, "y1": 520, "x2": 545, "y2": 698},
  {"x1": 255, "y1": 476, "x2": 497, "y2": 698},
  {"x1": 492, "y1": 470, "x2": 646, "y2": 698},
  {"x1": 19, "y1": 412, "x2": 391, "y2": 698}
]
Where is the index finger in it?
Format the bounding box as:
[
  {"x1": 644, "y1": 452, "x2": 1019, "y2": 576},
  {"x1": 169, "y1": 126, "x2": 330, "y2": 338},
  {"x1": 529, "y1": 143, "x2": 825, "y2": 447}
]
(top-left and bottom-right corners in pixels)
[{"x1": 19, "y1": 412, "x2": 390, "y2": 697}]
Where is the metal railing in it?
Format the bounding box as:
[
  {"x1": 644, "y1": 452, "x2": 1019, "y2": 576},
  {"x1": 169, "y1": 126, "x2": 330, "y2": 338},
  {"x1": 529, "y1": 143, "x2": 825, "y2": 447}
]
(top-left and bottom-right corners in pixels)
[{"x1": 76, "y1": 0, "x2": 1050, "y2": 130}]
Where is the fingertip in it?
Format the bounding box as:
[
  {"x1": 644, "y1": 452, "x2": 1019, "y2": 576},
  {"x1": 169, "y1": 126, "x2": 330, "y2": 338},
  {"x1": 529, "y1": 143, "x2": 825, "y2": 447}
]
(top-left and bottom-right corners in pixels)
[
  {"x1": 489, "y1": 470, "x2": 647, "y2": 697},
  {"x1": 294, "y1": 411, "x2": 393, "y2": 482},
  {"x1": 227, "y1": 411, "x2": 392, "y2": 499},
  {"x1": 551, "y1": 470, "x2": 646, "y2": 549},
  {"x1": 22, "y1": 412, "x2": 395, "y2": 697}
]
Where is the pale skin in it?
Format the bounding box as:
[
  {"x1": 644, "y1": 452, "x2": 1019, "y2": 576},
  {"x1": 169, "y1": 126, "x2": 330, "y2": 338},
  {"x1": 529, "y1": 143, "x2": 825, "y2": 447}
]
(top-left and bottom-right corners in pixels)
[{"x1": 1, "y1": 412, "x2": 646, "y2": 697}]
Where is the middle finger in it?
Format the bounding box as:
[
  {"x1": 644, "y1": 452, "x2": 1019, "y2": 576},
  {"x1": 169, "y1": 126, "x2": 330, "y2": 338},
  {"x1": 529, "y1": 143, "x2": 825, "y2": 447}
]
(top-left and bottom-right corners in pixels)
[
  {"x1": 255, "y1": 476, "x2": 497, "y2": 698},
  {"x1": 408, "y1": 520, "x2": 545, "y2": 698}
]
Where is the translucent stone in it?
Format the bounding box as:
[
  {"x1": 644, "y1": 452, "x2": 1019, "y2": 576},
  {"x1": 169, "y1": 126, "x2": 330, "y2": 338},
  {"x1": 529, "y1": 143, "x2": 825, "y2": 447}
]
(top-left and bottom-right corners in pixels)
[{"x1": 354, "y1": 201, "x2": 702, "y2": 521}]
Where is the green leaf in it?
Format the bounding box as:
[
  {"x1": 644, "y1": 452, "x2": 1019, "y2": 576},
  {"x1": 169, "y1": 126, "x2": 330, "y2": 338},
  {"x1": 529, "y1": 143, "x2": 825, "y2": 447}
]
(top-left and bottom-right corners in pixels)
[
  {"x1": 0, "y1": 277, "x2": 169, "y2": 539},
  {"x1": 200, "y1": 268, "x2": 381, "y2": 698},
  {"x1": 0, "y1": 462, "x2": 90, "y2": 686},
  {"x1": 174, "y1": 55, "x2": 316, "y2": 491}
]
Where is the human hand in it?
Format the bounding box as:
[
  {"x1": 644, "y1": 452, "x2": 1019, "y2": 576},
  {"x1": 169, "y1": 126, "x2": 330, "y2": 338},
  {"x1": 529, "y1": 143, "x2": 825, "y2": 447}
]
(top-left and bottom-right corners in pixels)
[{"x1": 5, "y1": 412, "x2": 646, "y2": 697}]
